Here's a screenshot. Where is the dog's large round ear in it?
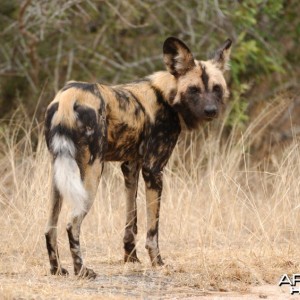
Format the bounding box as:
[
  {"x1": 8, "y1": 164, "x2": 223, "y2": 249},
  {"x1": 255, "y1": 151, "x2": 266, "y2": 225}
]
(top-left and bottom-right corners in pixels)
[
  {"x1": 163, "y1": 37, "x2": 195, "y2": 77},
  {"x1": 212, "y1": 39, "x2": 232, "y2": 72}
]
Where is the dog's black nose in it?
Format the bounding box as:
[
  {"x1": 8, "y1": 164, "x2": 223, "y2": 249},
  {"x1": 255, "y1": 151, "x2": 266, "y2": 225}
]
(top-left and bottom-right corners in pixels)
[{"x1": 204, "y1": 106, "x2": 217, "y2": 118}]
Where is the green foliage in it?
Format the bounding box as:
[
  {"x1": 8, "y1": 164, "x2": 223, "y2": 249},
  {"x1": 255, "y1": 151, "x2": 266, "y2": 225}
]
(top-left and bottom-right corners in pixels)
[
  {"x1": 227, "y1": 83, "x2": 250, "y2": 129},
  {"x1": 220, "y1": 0, "x2": 288, "y2": 127}
]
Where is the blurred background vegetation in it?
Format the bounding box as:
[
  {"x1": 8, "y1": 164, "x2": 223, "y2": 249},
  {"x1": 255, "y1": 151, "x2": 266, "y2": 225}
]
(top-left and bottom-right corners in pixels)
[{"x1": 0, "y1": 0, "x2": 299, "y2": 159}]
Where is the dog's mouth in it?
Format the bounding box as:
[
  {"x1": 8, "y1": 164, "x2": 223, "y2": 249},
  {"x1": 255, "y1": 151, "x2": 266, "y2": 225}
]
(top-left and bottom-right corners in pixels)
[
  {"x1": 204, "y1": 116, "x2": 217, "y2": 122},
  {"x1": 205, "y1": 117, "x2": 213, "y2": 121}
]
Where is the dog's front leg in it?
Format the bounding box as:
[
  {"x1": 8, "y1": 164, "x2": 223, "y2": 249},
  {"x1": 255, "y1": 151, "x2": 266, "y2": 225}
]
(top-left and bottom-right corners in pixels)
[
  {"x1": 121, "y1": 160, "x2": 141, "y2": 263},
  {"x1": 142, "y1": 167, "x2": 164, "y2": 266}
]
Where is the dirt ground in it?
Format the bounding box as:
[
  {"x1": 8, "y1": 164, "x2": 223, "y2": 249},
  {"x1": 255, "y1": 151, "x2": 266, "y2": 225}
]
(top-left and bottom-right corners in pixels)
[
  {"x1": 0, "y1": 271, "x2": 294, "y2": 300},
  {"x1": 0, "y1": 246, "x2": 296, "y2": 300}
]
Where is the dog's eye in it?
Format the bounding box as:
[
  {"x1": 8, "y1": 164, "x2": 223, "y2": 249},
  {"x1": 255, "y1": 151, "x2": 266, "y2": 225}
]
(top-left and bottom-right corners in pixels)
[
  {"x1": 188, "y1": 86, "x2": 201, "y2": 94},
  {"x1": 213, "y1": 85, "x2": 223, "y2": 98}
]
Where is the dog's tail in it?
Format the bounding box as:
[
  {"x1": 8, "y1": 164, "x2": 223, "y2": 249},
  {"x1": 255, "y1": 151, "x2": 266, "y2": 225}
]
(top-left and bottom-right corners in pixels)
[
  {"x1": 45, "y1": 95, "x2": 89, "y2": 214},
  {"x1": 52, "y1": 134, "x2": 88, "y2": 214}
]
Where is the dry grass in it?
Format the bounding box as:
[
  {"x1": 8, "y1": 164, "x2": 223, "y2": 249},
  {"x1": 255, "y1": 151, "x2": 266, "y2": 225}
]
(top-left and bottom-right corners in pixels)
[{"x1": 1, "y1": 108, "x2": 300, "y2": 299}]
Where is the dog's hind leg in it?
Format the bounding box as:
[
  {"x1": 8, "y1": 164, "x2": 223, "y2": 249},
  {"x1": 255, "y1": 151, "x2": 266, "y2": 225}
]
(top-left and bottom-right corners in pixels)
[
  {"x1": 121, "y1": 161, "x2": 142, "y2": 263},
  {"x1": 45, "y1": 180, "x2": 68, "y2": 276},
  {"x1": 66, "y1": 159, "x2": 103, "y2": 279}
]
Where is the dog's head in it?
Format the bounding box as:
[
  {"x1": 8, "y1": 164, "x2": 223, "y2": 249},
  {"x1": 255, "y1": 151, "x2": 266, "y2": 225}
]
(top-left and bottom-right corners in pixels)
[{"x1": 163, "y1": 37, "x2": 232, "y2": 129}]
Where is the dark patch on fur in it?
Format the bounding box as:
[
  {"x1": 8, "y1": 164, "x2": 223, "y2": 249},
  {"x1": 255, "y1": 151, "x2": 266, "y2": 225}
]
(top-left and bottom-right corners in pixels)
[
  {"x1": 150, "y1": 85, "x2": 166, "y2": 105},
  {"x1": 62, "y1": 82, "x2": 97, "y2": 95},
  {"x1": 163, "y1": 37, "x2": 180, "y2": 56},
  {"x1": 121, "y1": 161, "x2": 138, "y2": 189},
  {"x1": 213, "y1": 39, "x2": 232, "y2": 62},
  {"x1": 66, "y1": 225, "x2": 80, "y2": 250},
  {"x1": 105, "y1": 122, "x2": 144, "y2": 161},
  {"x1": 169, "y1": 88, "x2": 177, "y2": 104},
  {"x1": 187, "y1": 85, "x2": 201, "y2": 94},
  {"x1": 201, "y1": 64, "x2": 209, "y2": 91},
  {"x1": 44, "y1": 102, "x2": 59, "y2": 150},
  {"x1": 124, "y1": 241, "x2": 137, "y2": 256},
  {"x1": 126, "y1": 90, "x2": 146, "y2": 116},
  {"x1": 147, "y1": 228, "x2": 158, "y2": 238},
  {"x1": 45, "y1": 233, "x2": 58, "y2": 268},
  {"x1": 94, "y1": 87, "x2": 108, "y2": 160},
  {"x1": 120, "y1": 161, "x2": 130, "y2": 175},
  {"x1": 124, "y1": 240, "x2": 140, "y2": 263},
  {"x1": 113, "y1": 88, "x2": 145, "y2": 118},
  {"x1": 112, "y1": 88, "x2": 130, "y2": 110},
  {"x1": 142, "y1": 168, "x2": 163, "y2": 190},
  {"x1": 115, "y1": 122, "x2": 128, "y2": 137},
  {"x1": 173, "y1": 101, "x2": 199, "y2": 129},
  {"x1": 213, "y1": 84, "x2": 223, "y2": 101},
  {"x1": 75, "y1": 105, "x2": 101, "y2": 164},
  {"x1": 66, "y1": 225, "x2": 83, "y2": 274},
  {"x1": 224, "y1": 39, "x2": 232, "y2": 50}
]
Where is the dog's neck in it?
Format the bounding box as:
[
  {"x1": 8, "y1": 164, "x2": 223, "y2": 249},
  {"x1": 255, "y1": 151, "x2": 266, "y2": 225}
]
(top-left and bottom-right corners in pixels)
[{"x1": 147, "y1": 71, "x2": 177, "y2": 105}]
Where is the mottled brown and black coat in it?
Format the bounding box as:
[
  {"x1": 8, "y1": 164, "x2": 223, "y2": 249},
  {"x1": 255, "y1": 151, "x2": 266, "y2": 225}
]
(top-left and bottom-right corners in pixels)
[{"x1": 44, "y1": 37, "x2": 232, "y2": 278}]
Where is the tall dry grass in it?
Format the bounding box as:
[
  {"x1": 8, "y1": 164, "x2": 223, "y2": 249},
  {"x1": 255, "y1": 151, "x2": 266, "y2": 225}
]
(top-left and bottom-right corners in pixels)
[{"x1": 0, "y1": 104, "x2": 300, "y2": 298}]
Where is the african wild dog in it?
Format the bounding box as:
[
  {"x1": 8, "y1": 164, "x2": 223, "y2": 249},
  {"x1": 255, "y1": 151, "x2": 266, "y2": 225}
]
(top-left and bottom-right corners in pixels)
[{"x1": 44, "y1": 37, "x2": 232, "y2": 278}]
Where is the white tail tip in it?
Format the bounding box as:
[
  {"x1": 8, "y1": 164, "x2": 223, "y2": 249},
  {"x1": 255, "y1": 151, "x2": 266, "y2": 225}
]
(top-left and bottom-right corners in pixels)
[{"x1": 52, "y1": 135, "x2": 88, "y2": 214}]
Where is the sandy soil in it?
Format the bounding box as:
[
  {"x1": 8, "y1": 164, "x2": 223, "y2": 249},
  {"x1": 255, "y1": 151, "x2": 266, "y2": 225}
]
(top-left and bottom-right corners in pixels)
[{"x1": 0, "y1": 260, "x2": 294, "y2": 300}]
